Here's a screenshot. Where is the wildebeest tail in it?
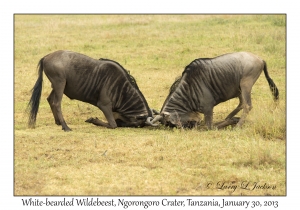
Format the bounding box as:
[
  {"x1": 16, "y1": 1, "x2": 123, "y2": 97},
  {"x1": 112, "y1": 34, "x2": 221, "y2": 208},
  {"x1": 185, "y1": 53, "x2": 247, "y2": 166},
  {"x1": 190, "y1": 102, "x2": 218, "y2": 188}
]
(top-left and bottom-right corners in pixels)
[
  {"x1": 27, "y1": 57, "x2": 44, "y2": 128},
  {"x1": 263, "y1": 60, "x2": 279, "y2": 101}
]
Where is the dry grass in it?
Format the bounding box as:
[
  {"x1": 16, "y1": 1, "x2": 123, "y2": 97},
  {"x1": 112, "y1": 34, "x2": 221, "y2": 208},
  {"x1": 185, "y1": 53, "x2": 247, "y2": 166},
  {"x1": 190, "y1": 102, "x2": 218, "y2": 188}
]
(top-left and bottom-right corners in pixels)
[{"x1": 14, "y1": 14, "x2": 286, "y2": 196}]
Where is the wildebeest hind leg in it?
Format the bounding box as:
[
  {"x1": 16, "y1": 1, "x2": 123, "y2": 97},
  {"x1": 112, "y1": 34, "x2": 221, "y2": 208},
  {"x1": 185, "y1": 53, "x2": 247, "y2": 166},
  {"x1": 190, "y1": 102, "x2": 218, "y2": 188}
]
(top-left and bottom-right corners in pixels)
[
  {"x1": 236, "y1": 84, "x2": 253, "y2": 127},
  {"x1": 225, "y1": 95, "x2": 243, "y2": 120},
  {"x1": 47, "y1": 90, "x2": 61, "y2": 125},
  {"x1": 52, "y1": 81, "x2": 72, "y2": 131}
]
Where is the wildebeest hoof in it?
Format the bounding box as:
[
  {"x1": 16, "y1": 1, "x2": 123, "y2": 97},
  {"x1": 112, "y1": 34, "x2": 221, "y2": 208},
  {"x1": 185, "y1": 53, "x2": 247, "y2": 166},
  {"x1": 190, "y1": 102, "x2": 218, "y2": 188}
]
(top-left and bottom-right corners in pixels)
[
  {"x1": 63, "y1": 127, "x2": 72, "y2": 132},
  {"x1": 85, "y1": 117, "x2": 95, "y2": 123}
]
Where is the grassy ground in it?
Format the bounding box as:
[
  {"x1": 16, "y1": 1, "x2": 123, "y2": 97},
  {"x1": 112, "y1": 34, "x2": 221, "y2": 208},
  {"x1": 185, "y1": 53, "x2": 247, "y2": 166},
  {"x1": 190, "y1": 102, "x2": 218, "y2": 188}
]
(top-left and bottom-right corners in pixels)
[{"x1": 14, "y1": 14, "x2": 286, "y2": 195}]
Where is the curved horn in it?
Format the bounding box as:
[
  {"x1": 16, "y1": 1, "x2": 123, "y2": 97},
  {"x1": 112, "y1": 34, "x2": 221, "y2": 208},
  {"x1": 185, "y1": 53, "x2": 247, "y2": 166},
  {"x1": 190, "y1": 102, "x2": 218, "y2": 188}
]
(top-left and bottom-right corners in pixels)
[
  {"x1": 151, "y1": 109, "x2": 160, "y2": 115},
  {"x1": 145, "y1": 116, "x2": 161, "y2": 127},
  {"x1": 151, "y1": 115, "x2": 163, "y2": 124},
  {"x1": 145, "y1": 117, "x2": 155, "y2": 126}
]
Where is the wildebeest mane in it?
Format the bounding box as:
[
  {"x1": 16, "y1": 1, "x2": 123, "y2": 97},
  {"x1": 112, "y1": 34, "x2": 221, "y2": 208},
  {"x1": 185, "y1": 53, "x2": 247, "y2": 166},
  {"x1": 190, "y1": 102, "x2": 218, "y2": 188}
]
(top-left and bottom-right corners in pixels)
[
  {"x1": 182, "y1": 58, "x2": 213, "y2": 75},
  {"x1": 169, "y1": 76, "x2": 182, "y2": 95},
  {"x1": 166, "y1": 58, "x2": 213, "y2": 97},
  {"x1": 99, "y1": 58, "x2": 152, "y2": 117},
  {"x1": 166, "y1": 58, "x2": 211, "y2": 97},
  {"x1": 182, "y1": 53, "x2": 234, "y2": 76},
  {"x1": 99, "y1": 58, "x2": 138, "y2": 88}
]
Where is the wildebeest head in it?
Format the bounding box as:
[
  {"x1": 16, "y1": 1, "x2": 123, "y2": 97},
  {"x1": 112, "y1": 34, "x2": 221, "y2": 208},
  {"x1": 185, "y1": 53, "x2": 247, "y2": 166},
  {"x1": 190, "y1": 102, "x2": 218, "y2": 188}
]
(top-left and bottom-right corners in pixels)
[
  {"x1": 147, "y1": 74, "x2": 202, "y2": 128},
  {"x1": 149, "y1": 111, "x2": 202, "y2": 128},
  {"x1": 114, "y1": 112, "x2": 150, "y2": 127}
]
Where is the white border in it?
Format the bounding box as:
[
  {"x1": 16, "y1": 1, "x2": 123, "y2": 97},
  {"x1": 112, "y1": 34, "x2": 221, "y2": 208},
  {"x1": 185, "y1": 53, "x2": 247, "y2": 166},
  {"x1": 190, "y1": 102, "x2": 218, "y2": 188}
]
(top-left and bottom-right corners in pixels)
[{"x1": 3, "y1": 1, "x2": 297, "y2": 209}]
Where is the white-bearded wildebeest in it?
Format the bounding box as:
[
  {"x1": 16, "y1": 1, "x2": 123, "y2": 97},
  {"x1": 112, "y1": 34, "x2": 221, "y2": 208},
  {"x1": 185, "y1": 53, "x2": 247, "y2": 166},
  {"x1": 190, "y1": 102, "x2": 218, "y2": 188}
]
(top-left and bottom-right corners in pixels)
[
  {"x1": 28, "y1": 50, "x2": 158, "y2": 131},
  {"x1": 149, "y1": 52, "x2": 279, "y2": 129}
]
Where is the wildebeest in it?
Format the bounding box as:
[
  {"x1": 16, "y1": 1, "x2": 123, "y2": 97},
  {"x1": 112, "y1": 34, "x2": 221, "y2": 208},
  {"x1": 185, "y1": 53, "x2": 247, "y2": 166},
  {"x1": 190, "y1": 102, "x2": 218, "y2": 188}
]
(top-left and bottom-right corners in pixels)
[
  {"x1": 149, "y1": 52, "x2": 279, "y2": 129},
  {"x1": 28, "y1": 50, "x2": 158, "y2": 131}
]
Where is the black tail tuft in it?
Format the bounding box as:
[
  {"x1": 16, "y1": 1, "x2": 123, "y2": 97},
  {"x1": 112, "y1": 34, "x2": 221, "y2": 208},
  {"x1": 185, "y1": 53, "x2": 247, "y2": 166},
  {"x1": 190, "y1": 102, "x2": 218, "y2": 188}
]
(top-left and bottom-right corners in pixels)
[
  {"x1": 263, "y1": 60, "x2": 279, "y2": 101},
  {"x1": 27, "y1": 58, "x2": 44, "y2": 128}
]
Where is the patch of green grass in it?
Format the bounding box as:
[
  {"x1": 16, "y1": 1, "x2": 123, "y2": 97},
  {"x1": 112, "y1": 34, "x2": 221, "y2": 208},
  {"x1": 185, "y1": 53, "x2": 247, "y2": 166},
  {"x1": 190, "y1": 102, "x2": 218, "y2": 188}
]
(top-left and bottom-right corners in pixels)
[{"x1": 14, "y1": 14, "x2": 286, "y2": 196}]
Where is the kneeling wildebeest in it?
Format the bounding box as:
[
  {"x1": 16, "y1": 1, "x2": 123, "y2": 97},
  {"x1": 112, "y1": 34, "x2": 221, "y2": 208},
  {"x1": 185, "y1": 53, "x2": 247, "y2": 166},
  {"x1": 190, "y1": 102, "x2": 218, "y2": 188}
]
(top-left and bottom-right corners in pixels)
[
  {"x1": 28, "y1": 50, "x2": 158, "y2": 131},
  {"x1": 149, "y1": 52, "x2": 279, "y2": 129}
]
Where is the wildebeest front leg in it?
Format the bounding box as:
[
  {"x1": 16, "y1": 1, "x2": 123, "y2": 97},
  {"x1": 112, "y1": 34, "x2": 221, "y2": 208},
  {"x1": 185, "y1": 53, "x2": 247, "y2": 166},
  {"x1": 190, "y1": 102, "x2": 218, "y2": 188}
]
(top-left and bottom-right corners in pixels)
[
  {"x1": 204, "y1": 109, "x2": 213, "y2": 129},
  {"x1": 85, "y1": 117, "x2": 113, "y2": 127},
  {"x1": 87, "y1": 100, "x2": 117, "y2": 129}
]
